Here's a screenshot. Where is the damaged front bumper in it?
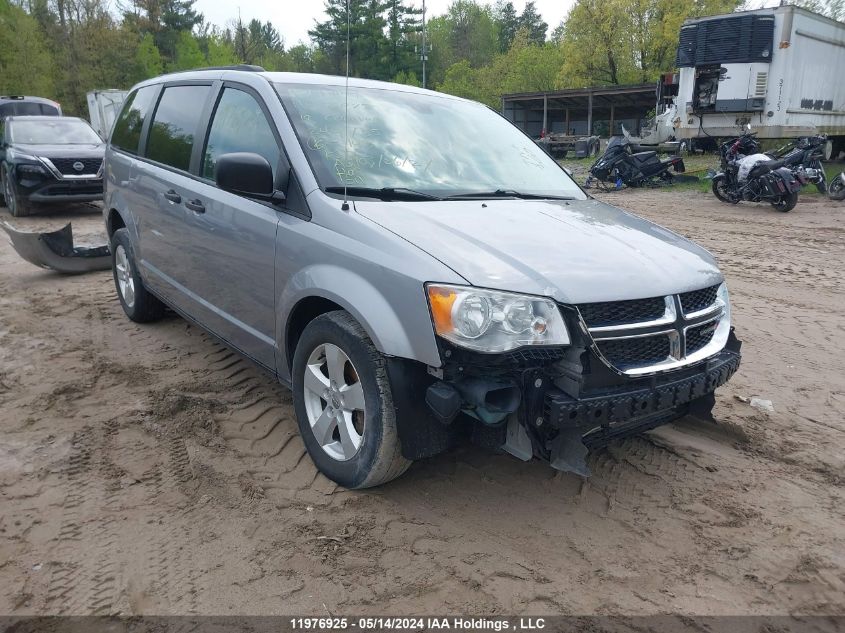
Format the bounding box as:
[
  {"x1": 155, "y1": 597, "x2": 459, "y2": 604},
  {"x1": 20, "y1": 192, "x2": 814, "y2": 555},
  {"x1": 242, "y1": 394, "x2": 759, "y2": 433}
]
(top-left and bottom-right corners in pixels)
[
  {"x1": 388, "y1": 327, "x2": 741, "y2": 476},
  {"x1": 1, "y1": 221, "x2": 111, "y2": 274}
]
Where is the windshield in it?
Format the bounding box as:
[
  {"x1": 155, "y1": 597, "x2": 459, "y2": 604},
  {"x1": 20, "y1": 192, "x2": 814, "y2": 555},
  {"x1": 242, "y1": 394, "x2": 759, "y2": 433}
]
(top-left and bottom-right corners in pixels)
[
  {"x1": 275, "y1": 83, "x2": 585, "y2": 199},
  {"x1": 9, "y1": 119, "x2": 101, "y2": 145}
]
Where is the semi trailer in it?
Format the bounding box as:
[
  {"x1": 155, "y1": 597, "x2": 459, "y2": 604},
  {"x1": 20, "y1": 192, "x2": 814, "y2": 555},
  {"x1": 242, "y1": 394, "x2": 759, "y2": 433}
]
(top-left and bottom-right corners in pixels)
[{"x1": 674, "y1": 5, "x2": 845, "y2": 159}]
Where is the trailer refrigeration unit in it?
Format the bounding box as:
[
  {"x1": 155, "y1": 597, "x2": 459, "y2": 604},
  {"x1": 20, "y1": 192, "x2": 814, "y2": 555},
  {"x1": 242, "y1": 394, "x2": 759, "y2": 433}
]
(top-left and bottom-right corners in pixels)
[{"x1": 674, "y1": 6, "x2": 845, "y2": 159}]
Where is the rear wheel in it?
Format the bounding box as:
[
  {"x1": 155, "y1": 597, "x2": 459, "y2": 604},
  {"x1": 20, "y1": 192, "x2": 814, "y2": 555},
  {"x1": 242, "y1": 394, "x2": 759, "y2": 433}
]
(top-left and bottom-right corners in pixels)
[
  {"x1": 111, "y1": 228, "x2": 165, "y2": 322},
  {"x1": 828, "y1": 174, "x2": 845, "y2": 201},
  {"x1": 292, "y1": 311, "x2": 411, "y2": 489},
  {"x1": 771, "y1": 190, "x2": 798, "y2": 212},
  {"x1": 712, "y1": 175, "x2": 738, "y2": 204}
]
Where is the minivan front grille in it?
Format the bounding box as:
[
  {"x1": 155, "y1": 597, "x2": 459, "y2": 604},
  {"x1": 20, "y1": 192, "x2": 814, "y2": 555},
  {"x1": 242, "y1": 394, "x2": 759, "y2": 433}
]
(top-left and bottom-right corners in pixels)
[
  {"x1": 679, "y1": 284, "x2": 719, "y2": 315},
  {"x1": 581, "y1": 284, "x2": 726, "y2": 375},
  {"x1": 47, "y1": 157, "x2": 103, "y2": 175},
  {"x1": 686, "y1": 321, "x2": 717, "y2": 355},
  {"x1": 596, "y1": 336, "x2": 671, "y2": 369},
  {"x1": 577, "y1": 296, "x2": 666, "y2": 328}
]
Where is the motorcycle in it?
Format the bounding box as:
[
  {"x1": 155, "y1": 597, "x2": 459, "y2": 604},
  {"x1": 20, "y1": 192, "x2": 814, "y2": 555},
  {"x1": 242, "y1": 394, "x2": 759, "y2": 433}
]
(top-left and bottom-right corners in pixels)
[
  {"x1": 769, "y1": 134, "x2": 828, "y2": 194},
  {"x1": 829, "y1": 170, "x2": 845, "y2": 201},
  {"x1": 585, "y1": 136, "x2": 685, "y2": 188},
  {"x1": 711, "y1": 127, "x2": 803, "y2": 212}
]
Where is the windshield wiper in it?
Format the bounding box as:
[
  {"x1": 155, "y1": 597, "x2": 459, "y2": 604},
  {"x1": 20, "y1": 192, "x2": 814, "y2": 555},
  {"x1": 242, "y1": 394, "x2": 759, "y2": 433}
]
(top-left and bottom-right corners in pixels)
[
  {"x1": 324, "y1": 186, "x2": 442, "y2": 201},
  {"x1": 444, "y1": 189, "x2": 575, "y2": 201}
]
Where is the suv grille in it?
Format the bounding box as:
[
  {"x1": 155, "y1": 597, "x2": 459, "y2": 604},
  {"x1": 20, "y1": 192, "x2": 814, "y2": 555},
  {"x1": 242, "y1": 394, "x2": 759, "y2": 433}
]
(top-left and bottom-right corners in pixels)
[
  {"x1": 596, "y1": 336, "x2": 671, "y2": 368},
  {"x1": 679, "y1": 285, "x2": 719, "y2": 315},
  {"x1": 577, "y1": 296, "x2": 665, "y2": 328},
  {"x1": 48, "y1": 157, "x2": 102, "y2": 175}
]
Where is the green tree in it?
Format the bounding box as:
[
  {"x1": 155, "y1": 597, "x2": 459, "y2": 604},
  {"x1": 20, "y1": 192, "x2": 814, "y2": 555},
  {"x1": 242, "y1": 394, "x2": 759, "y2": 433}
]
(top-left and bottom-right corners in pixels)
[
  {"x1": 135, "y1": 32, "x2": 163, "y2": 78},
  {"x1": 518, "y1": 1, "x2": 547, "y2": 44},
  {"x1": 0, "y1": 0, "x2": 54, "y2": 96},
  {"x1": 386, "y1": 0, "x2": 422, "y2": 78},
  {"x1": 310, "y1": 0, "x2": 391, "y2": 78},
  {"x1": 557, "y1": 0, "x2": 742, "y2": 88},
  {"x1": 495, "y1": 1, "x2": 519, "y2": 52},
  {"x1": 169, "y1": 29, "x2": 204, "y2": 71}
]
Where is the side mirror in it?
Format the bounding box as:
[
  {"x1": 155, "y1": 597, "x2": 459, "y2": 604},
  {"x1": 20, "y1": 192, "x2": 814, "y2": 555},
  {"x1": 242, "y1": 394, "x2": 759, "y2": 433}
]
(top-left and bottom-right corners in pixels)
[{"x1": 215, "y1": 152, "x2": 284, "y2": 202}]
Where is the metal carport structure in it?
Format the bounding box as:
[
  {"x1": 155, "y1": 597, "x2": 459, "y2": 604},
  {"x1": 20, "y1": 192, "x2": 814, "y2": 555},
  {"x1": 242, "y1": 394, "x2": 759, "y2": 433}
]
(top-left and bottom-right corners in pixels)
[{"x1": 502, "y1": 84, "x2": 659, "y2": 138}]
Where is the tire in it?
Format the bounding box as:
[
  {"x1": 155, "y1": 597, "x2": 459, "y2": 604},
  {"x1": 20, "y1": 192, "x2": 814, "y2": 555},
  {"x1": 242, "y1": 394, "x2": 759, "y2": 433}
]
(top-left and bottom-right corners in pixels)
[
  {"x1": 2, "y1": 165, "x2": 34, "y2": 217},
  {"x1": 828, "y1": 175, "x2": 845, "y2": 201},
  {"x1": 822, "y1": 139, "x2": 833, "y2": 161},
  {"x1": 291, "y1": 310, "x2": 411, "y2": 489},
  {"x1": 712, "y1": 175, "x2": 738, "y2": 204},
  {"x1": 771, "y1": 190, "x2": 798, "y2": 212},
  {"x1": 814, "y1": 162, "x2": 827, "y2": 194},
  {"x1": 110, "y1": 228, "x2": 165, "y2": 322}
]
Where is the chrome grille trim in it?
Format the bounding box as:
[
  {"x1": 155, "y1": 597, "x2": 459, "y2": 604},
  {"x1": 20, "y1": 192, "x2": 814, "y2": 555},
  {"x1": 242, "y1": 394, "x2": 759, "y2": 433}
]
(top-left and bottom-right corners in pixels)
[
  {"x1": 588, "y1": 296, "x2": 677, "y2": 333},
  {"x1": 579, "y1": 283, "x2": 730, "y2": 376},
  {"x1": 38, "y1": 157, "x2": 103, "y2": 180}
]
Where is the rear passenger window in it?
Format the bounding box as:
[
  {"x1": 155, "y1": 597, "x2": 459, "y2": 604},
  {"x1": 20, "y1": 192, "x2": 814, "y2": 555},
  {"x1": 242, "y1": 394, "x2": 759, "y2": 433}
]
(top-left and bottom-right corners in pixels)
[
  {"x1": 146, "y1": 85, "x2": 211, "y2": 171},
  {"x1": 111, "y1": 86, "x2": 157, "y2": 154},
  {"x1": 202, "y1": 88, "x2": 279, "y2": 180}
]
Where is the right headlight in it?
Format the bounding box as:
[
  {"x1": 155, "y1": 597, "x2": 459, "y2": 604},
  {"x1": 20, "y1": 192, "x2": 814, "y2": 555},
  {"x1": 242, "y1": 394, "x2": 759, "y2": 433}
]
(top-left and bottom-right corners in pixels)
[{"x1": 426, "y1": 283, "x2": 570, "y2": 353}]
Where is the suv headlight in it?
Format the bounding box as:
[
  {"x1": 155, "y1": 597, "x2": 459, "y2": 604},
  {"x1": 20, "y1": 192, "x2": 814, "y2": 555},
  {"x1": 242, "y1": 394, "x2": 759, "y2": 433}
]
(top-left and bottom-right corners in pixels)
[
  {"x1": 426, "y1": 284, "x2": 570, "y2": 353},
  {"x1": 17, "y1": 163, "x2": 47, "y2": 176}
]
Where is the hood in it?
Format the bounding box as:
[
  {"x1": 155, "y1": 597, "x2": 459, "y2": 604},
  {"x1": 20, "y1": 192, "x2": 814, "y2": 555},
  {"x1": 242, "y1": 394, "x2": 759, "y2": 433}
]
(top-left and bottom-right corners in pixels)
[
  {"x1": 355, "y1": 198, "x2": 722, "y2": 304},
  {"x1": 13, "y1": 143, "x2": 104, "y2": 158}
]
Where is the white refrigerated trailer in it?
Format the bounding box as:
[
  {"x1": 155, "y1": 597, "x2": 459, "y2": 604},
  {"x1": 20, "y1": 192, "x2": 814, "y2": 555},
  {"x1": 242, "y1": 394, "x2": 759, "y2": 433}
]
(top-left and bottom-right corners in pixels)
[
  {"x1": 86, "y1": 89, "x2": 128, "y2": 139},
  {"x1": 674, "y1": 6, "x2": 845, "y2": 158}
]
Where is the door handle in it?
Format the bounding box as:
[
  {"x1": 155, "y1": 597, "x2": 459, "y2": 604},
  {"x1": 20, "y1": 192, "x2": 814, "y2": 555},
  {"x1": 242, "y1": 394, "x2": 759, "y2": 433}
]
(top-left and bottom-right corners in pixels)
[
  {"x1": 163, "y1": 189, "x2": 181, "y2": 204},
  {"x1": 185, "y1": 199, "x2": 205, "y2": 214}
]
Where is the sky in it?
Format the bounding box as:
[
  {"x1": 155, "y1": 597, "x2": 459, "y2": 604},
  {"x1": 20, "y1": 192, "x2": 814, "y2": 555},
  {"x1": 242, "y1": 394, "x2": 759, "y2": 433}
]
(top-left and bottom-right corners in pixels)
[{"x1": 193, "y1": 0, "x2": 577, "y2": 47}]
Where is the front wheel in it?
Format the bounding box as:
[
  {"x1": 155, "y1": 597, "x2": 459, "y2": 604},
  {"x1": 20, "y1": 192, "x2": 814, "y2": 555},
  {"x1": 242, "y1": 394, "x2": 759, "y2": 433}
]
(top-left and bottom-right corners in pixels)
[
  {"x1": 771, "y1": 190, "x2": 798, "y2": 212},
  {"x1": 2, "y1": 166, "x2": 34, "y2": 217},
  {"x1": 712, "y1": 175, "x2": 738, "y2": 204},
  {"x1": 292, "y1": 311, "x2": 411, "y2": 489},
  {"x1": 828, "y1": 174, "x2": 845, "y2": 201}
]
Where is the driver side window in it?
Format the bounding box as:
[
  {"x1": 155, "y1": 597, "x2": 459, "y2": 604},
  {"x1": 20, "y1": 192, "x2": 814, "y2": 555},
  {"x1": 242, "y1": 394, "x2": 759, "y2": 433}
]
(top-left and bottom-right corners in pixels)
[{"x1": 202, "y1": 88, "x2": 280, "y2": 181}]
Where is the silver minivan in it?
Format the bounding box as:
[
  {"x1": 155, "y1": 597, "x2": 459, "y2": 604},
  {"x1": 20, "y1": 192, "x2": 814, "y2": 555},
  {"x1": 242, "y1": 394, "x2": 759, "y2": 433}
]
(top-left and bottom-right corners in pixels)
[{"x1": 103, "y1": 67, "x2": 741, "y2": 488}]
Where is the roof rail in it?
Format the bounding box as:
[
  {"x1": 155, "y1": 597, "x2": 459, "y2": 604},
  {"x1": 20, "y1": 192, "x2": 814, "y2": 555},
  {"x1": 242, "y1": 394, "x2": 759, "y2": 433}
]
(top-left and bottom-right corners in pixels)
[{"x1": 192, "y1": 64, "x2": 266, "y2": 72}]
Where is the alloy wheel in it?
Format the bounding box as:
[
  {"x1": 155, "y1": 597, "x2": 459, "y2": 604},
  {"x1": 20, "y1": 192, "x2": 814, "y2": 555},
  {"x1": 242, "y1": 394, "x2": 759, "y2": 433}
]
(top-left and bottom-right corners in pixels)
[
  {"x1": 4, "y1": 173, "x2": 16, "y2": 214},
  {"x1": 114, "y1": 244, "x2": 136, "y2": 308},
  {"x1": 302, "y1": 343, "x2": 365, "y2": 461}
]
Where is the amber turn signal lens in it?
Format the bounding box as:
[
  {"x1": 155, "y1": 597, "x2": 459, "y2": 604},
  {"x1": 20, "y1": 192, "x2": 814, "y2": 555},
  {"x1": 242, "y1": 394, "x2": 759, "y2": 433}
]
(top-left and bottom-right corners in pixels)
[{"x1": 428, "y1": 286, "x2": 456, "y2": 334}]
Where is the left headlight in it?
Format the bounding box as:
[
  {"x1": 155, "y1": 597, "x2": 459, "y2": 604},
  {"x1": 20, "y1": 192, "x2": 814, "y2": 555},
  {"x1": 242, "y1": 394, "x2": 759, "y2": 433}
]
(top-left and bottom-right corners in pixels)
[
  {"x1": 17, "y1": 163, "x2": 47, "y2": 176},
  {"x1": 426, "y1": 283, "x2": 570, "y2": 353}
]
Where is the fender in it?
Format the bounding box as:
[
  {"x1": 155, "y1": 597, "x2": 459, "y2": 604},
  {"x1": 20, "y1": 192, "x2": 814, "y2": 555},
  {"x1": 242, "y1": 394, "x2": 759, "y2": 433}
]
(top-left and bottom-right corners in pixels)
[{"x1": 276, "y1": 264, "x2": 443, "y2": 382}]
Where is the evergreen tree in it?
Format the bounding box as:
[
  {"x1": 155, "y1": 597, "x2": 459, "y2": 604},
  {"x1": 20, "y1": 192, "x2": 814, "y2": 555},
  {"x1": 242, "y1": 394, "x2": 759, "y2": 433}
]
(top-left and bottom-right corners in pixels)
[
  {"x1": 495, "y1": 1, "x2": 519, "y2": 52},
  {"x1": 386, "y1": 0, "x2": 422, "y2": 78},
  {"x1": 518, "y1": 1, "x2": 547, "y2": 44}
]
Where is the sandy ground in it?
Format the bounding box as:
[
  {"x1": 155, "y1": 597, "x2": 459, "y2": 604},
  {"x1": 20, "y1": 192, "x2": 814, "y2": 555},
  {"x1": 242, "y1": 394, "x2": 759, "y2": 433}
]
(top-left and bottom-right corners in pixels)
[{"x1": 0, "y1": 191, "x2": 843, "y2": 617}]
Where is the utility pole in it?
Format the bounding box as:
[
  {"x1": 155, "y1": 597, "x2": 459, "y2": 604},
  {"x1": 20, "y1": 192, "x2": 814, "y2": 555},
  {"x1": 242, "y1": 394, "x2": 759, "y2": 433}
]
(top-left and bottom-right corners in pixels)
[{"x1": 421, "y1": 0, "x2": 427, "y2": 88}]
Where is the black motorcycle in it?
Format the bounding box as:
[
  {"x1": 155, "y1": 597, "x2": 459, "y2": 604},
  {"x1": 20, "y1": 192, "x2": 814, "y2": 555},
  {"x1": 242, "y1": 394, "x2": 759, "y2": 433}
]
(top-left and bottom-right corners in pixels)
[
  {"x1": 585, "y1": 136, "x2": 685, "y2": 188},
  {"x1": 769, "y1": 134, "x2": 828, "y2": 194},
  {"x1": 711, "y1": 128, "x2": 802, "y2": 212}
]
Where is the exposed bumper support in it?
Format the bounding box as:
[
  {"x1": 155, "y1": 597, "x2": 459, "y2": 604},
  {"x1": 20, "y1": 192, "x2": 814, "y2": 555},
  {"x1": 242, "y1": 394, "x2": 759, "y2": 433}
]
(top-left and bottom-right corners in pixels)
[
  {"x1": 545, "y1": 349, "x2": 741, "y2": 434},
  {"x1": 1, "y1": 221, "x2": 111, "y2": 274}
]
